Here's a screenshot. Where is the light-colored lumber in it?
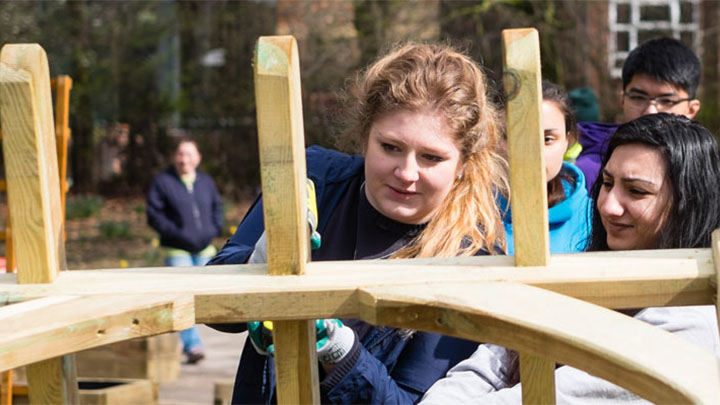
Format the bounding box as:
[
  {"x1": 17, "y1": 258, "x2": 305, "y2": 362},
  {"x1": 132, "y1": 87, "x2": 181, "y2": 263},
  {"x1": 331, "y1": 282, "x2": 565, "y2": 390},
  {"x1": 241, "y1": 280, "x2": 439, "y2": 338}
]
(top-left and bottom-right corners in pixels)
[
  {"x1": 0, "y1": 43, "x2": 70, "y2": 405},
  {"x1": 520, "y1": 353, "x2": 555, "y2": 404},
  {"x1": 2, "y1": 280, "x2": 718, "y2": 403},
  {"x1": 0, "y1": 294, "x2": 193, "y2": 372},
  {"x1": 50, "y1": 75, "x2": 72, "y2": 224},
  {"x1": 357, "y1": 282, "x2": 720, "y2": 404},
  {"x1": 0, "y1": 370, "x2": 11, "y2": 405},
  {"x1": 0, "y1": 248, "x2": 715, "y2": 316},
  {"x1": 254, "y1": 35, "x2": 319, "y2": 404},
  {"x1": 712, "y1": 228, "x2": 720, "y2": 337},
  {"x1": 503, "y1": 27, "x2": 555, "y2": 404},
  {"x1": 502, "y1": 28, "x2": 549, "y2": 267},
  {"x1": 0, "y1": 44, "x2": 66, "y2": 283}
]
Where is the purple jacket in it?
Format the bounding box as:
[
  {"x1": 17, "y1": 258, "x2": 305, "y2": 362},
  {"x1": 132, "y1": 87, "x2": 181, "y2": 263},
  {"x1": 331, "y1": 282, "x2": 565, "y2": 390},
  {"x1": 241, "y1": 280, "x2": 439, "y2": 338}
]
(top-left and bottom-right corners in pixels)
[{"x1": 575, "y1": 122, "x2": 619, "y2": 192}]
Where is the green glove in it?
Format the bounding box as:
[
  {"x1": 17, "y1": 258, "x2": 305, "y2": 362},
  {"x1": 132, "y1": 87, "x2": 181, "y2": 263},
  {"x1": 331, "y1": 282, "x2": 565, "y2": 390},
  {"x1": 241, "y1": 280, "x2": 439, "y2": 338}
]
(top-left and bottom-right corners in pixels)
[{"x1": 246, "y1": 319, "x2": 354, "y2": 364}]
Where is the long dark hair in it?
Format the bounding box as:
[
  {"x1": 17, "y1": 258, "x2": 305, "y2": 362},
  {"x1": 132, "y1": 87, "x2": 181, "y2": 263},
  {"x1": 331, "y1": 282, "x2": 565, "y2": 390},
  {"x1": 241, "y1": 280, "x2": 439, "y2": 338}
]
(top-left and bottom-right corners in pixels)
[
  {"x1": 587, "y1": 113, "x2": 720, "y2": 251},
  {"x1": 542, "y1": 81, "x2": 578, "y2": 207}
]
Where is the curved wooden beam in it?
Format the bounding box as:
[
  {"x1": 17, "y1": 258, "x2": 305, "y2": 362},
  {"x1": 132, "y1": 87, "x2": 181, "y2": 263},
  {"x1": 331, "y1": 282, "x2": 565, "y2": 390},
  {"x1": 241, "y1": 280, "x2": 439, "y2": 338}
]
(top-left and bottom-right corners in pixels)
[
  {"x1": 0, "y1": 282, "x2": 717, "y2": 403},
  {"x1": 358, "y1": 282, "x2": 720, "y2": 404},
  {"x1": 0, "y1": 294, "x2": 193, "y2": 372}
]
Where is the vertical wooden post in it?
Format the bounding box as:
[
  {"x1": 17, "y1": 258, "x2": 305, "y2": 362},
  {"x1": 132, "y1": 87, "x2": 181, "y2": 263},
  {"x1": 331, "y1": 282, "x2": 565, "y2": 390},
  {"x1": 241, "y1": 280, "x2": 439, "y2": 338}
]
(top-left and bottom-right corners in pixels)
[
  {"x1": 0, "y1": 371, "x2": 11, "y2": 405},
  {"x1": 254, "y1": 36, "x2": 319, "y2": 404},
  {"x1": 0, "y1": 44, "x2": 76, "y2": 404},
  {"x1": 51, "y1": 75, "x2": 72, "y2": 228},
  {"x1": 502, "y1": 28, "x2": 555, "y2": 404}
]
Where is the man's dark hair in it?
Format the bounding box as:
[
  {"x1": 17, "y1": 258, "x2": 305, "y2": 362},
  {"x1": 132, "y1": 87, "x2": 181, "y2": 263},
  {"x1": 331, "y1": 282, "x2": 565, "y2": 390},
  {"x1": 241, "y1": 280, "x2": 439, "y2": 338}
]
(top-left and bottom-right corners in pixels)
[
  {"x1": 587, "y1": 113, "x2": 720, "y2": 251},
  {"x1": 622, "y1": 37, "x2": 701, "y2": 98}
]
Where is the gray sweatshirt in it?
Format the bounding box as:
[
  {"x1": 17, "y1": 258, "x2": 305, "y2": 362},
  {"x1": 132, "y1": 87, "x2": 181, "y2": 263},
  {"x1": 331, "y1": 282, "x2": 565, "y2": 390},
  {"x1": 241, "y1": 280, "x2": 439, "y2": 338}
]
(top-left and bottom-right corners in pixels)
[{"x1": 421, "y1": 306, "x2": 720, "y2": 404}]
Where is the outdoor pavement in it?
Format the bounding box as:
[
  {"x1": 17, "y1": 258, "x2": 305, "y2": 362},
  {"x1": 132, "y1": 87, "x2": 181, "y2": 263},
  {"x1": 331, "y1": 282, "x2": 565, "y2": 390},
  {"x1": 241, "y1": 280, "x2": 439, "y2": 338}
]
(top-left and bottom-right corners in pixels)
[{"x1": 159, "y1": 325, "x2": 246, "y2": 404}]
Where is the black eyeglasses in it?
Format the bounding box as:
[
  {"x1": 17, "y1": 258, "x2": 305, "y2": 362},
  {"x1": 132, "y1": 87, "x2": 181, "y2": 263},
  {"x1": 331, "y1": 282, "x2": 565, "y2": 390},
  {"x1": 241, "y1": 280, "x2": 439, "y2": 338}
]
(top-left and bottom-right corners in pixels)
[{"x1": 623, "y1": 91, "x2": 693, "y2": 111}]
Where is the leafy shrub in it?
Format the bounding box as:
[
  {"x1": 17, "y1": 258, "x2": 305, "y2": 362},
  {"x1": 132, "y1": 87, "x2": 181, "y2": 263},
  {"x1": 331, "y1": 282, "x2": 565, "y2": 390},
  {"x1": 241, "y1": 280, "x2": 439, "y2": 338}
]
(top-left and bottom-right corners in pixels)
[
  {"x1": 97, "y1": 220, "x2": 131, "y2": 239},
  {"x1": 66, "y1": 195, "x2": 104, "y2": 219}
]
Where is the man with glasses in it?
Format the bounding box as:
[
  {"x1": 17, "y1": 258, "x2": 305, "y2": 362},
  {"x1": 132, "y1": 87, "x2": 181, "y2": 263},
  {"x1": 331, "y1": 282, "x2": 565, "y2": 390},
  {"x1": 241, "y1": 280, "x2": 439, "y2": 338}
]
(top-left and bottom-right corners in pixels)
[{"x1": 575, "y1": 37, "x2": 701, "y2": 191}]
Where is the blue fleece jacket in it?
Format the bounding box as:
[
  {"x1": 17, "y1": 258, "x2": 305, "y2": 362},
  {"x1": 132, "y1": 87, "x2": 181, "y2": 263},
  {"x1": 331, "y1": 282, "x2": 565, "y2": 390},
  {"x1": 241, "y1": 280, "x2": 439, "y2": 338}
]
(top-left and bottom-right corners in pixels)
[
  {"x1": 501, "y1": 163, "x2": 592, "y2": 254},
  {"x1": 209, "y1": 146, "x2": 478, "y2": 404}
]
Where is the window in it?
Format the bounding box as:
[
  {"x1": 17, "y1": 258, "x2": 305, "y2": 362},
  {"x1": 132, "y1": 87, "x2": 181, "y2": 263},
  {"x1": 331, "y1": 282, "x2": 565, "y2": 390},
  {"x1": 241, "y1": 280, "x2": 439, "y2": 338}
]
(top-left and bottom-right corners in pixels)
[{"x1": 608, "y1": 0, "x2": 699, "y2": 78}]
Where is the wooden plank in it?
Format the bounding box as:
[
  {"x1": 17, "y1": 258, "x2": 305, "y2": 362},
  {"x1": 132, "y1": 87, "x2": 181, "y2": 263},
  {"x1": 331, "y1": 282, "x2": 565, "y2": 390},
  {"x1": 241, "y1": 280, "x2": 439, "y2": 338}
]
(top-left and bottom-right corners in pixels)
[
  {"x1": 359, "y1": 282, "x2": 720, "y2": 404},
  {"x1": 0, "y1": 294, "x2": 193, "y2": 372},
  {"x1": 712, "y1": 228, "x2": 720, "y2": 338},
  {"x1": 1, "y1": 282, "x2": 718, "y2": 403},
  {"x1": 254, "y1": 35, "x2": 319, "y2": 404},
  {"x1": 502, "y1": 28, "x2": 554, "y2": 404},
  {"x1": 51, "y1": 75, "x2": 72, "y2": 226},
  {"x1": 0, "y1": 370, "x2": 11, "y2": 405},
  {"x1": 0, "y1": 248, "x2": 715, "y2": 314},
  {"x1": 0, "y1": 44, "x2": 66, "y2": 283},
  {"x1": 502, "y1": 27, "x2": 549, "y2": 267},
  {"x1": 0, "y1": 43, "x2": 71, "y2": 405},
  {"x1": 520, "y1": 353, "x2": 555, "y2": 403}
]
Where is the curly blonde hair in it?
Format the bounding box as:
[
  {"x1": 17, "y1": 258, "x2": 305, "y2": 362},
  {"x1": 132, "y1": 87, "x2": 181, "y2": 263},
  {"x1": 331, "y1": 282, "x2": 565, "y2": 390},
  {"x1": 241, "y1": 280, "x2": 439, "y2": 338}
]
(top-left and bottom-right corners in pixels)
[{"x1": 338, "y1": 43, "x2": 508, "y2": 257}]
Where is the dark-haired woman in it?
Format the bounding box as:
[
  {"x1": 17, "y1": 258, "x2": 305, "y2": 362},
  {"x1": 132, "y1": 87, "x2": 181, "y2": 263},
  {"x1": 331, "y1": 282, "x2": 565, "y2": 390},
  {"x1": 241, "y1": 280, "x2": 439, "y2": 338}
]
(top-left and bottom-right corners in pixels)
[{"x1": 422, "y1": 113, "x2": 720, "y2": 403}]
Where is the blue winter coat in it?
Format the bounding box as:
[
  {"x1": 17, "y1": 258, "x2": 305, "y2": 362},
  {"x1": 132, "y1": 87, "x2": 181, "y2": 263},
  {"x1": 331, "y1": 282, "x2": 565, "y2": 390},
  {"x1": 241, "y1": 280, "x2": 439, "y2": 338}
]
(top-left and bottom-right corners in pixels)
[
  {"x1": 146, "y1": 167, "x2": 223, "y2": 253},
  {"x1": 501, "y1": 163, "x2": 592, "y2": 254},
  {"x1": 208, "y1": 146, "x2": 479, "y2": 404}
]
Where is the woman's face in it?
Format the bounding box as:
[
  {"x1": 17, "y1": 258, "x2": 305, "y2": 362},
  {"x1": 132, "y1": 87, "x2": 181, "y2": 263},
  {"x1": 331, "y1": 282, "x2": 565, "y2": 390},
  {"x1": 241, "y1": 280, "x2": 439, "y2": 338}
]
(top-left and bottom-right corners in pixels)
[
  {"x1": 598, "y1": 143, "x2": 672, "y2": 250},
  {"x1": 542, "y1": 100, "x2": 569, "y2": 182},
  {"x1": 364, "y1": 109, "x2": 463, "y2": 224}
]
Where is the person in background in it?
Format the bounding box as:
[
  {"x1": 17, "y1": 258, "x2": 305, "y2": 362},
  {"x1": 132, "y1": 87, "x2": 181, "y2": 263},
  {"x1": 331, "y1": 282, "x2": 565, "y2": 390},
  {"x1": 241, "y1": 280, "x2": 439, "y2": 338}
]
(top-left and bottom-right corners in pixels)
[
  {"x1": 421, "y1": 113, "x2": 720, "y2": 404},
  {"x1": 565, "y1": 86, "x2": 599, "y2": 163},
  {"x1": 209, "y1": 43, "x2": 509, "y2": 404},
  {"x1": 501, "y1": 81, "x2": 592, "y2": 254},
  {"x1": 147, "y1": 138, "x2": 224, "y2": 364},
  {"x1": 575, "y1": 37, "x2": 701, "y2": 191}
]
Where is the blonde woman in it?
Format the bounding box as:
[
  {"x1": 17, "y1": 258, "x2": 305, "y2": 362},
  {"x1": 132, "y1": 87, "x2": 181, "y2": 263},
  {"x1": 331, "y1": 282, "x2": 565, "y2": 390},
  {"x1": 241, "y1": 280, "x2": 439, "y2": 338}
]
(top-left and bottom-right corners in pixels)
[{"x1": 210, "y1": 43, "x2": 507, "y2": 404}]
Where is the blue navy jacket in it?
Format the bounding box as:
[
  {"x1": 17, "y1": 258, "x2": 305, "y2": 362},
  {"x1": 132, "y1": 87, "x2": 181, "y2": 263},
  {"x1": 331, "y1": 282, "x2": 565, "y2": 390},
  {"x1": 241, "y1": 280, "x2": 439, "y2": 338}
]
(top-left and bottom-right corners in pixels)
[
  {"x1": 501, "y1": 163, "x2": 592, "y2": 254},
  {"x1": 209, "y1": 146, "x2": 479, "y2": 404},
  {"x1": 146, "y1": 166, "x2": 223, "y2": 253}
]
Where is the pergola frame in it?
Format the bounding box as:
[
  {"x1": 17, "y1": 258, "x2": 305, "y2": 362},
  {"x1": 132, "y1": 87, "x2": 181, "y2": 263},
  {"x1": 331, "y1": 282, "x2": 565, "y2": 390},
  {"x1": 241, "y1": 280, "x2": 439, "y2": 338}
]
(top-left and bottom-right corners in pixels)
[{"x1": 0, "y1": 29, "x2": 719, "y2": 404}]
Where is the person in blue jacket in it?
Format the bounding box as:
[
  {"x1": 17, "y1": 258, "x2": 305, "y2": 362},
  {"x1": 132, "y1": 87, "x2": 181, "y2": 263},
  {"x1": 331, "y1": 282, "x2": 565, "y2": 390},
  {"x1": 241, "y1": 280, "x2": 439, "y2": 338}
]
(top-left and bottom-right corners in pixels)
[
  {"x1": 147, "y1": 138, "x2": 223, "y2": 363},
  {"x1": 208, "y1": 43, "x2": 510, "y2": 403},
  {"x1": 502, "y1": 81, "x2": 592, "y2": 254},
  {"x1": 575, "y1": 37, "x2": 701, "y2": 192}
]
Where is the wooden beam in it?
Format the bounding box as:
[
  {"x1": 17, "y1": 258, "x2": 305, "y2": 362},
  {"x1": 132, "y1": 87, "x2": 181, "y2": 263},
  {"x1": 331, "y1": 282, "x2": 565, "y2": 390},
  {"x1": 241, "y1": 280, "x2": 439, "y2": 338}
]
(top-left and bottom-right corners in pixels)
[
  {"x1": 502, "y1": 28, "x2": 554, "y2": 404},
  {"x1": 0, "y1": 248, "x2": 715, "y2": 314},
  {"x1": 0, "y1": 44, "x2": 66, "y2": 283},
  {"x1": 502, "y1": 28, "x2": 549, "y2": 267},
  {"x1": 1, "y1": 282, "x2": 718, "y2": 403},
  {"x1": 254, "y1": 35, "x2": 319, "y2": 404},
  {"x1": 50, "y1": 75, "x2": 72, "y2": 226},
  {"x1": 358, "y1": 282, "x2": 720, "y2": 404},
  {"x1": 0, "y1": 43, "x2": 69, "y2": 404},
  {"x1": 0, "y1": 294, "x2": 194, "y2": 372}
]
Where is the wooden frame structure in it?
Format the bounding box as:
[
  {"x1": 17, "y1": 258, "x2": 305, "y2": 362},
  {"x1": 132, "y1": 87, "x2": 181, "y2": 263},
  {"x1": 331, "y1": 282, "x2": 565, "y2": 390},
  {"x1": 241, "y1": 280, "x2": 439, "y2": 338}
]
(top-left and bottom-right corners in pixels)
[{"x1": 0, "y1": 30, "x2": 719, "y2": 404}]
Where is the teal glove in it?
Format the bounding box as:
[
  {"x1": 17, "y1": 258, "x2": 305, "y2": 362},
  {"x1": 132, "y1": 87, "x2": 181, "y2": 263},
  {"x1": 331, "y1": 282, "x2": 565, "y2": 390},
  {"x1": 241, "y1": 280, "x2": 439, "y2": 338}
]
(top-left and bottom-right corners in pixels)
[{"x1": 246, "y1": 319, "x2": 355, "y2": 364}]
